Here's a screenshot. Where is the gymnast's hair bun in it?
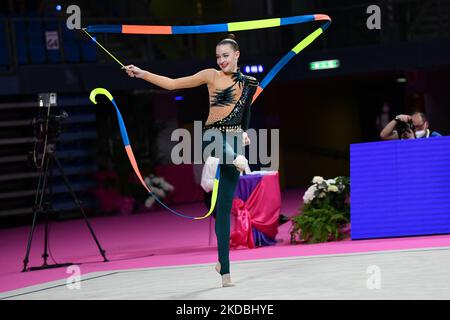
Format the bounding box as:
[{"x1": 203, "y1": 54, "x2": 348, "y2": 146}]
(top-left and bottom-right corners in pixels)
[{"x1": 217, "y1": 33, "x2": 239, "y2": 50}]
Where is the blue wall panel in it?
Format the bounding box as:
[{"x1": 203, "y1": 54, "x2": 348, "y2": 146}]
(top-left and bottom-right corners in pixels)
[{"x1": 351, "y1": 136, "x2": 450, "y2": 239}]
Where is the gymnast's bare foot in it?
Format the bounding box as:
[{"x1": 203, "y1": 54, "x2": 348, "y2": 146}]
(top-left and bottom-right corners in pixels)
[
  {"x1": 221, "y1": 274, "x2": 234, "y2": 287},
  {"x1": 215, "y1": 262, "x2": 235, "y2": 287}
]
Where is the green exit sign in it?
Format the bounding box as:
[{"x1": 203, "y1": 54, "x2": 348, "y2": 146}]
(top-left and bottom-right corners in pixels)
[{"x1": 309, "y1": 59, "x2": 340, "y2": 70}]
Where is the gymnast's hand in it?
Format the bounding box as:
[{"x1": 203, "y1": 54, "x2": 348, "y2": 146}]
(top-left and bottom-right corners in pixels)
[
  {"x1": 242, "y1": 132, "x2": 251, "y2": 146},
  {"x1": 123, "y1": 65, "x2": 146, "y2": 79}
]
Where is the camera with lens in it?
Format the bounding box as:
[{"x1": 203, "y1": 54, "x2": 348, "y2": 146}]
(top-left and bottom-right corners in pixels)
[
  {"x1": 395, "y1": 119, "x2": 415, "y2": 139},
  {"x1": 30, "y1": 93, "x2": 68, "y2": 169},
  {"x1": 33, "y1": 93, "x2": 68, "y2": 142}
]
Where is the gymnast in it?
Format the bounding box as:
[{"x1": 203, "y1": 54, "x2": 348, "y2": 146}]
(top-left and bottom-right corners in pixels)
[{"x1": 123, "y1": 34, "x2": 259, "y2": 287}]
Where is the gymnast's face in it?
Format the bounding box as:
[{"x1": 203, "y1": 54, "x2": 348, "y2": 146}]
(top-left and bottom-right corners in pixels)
[{"x1": 216, "y1": 44, "x2": 240, "y2": 74}]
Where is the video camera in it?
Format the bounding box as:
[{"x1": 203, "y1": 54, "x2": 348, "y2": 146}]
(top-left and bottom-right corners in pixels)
[
  {"x1": 31, "y1": 93, "x2": 68, "y2": 169},
  {"x1": 33, "y1": 93, "x2": 68, "y2": 142}
]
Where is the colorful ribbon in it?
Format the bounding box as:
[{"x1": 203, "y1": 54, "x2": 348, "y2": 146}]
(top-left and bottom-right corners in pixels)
[
  {"x1": 85, "y1": 14, "x2": 331, "y2": 220},
  {"x1": 86, "y1": 14, "x2": 331, "y2": 103},
  {"x1": 89, "y1": 88, "x2": 220, "y2": 220}
]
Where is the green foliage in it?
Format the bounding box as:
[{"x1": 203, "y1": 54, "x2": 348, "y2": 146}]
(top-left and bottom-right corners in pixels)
[
  {"x1": 290, "y1": 176, "x2": 350, "y2": 244},
  {"x1": 291, "y1": 205, "x2": 349, "y2": 243}
]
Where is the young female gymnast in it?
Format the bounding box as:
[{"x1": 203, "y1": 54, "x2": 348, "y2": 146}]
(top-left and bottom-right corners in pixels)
[{"x1": 123, "y1": 34, "x2": 258, "y2": 287}]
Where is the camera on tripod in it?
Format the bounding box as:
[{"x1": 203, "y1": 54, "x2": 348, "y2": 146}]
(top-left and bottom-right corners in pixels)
[
  {"x1": 33, "y1": 93, "x2": 68, "y2": 142},
  {"x1": 31, "y1": 93, "x2": 69, "y2": 169},
  {"x1": 23, "y1": 92, "x2": 107, "y2": 272}
]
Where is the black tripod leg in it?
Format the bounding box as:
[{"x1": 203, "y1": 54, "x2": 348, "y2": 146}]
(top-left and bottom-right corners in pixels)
[
  {"x1": 42, "y1": 155, "x2": 55, "y2": 267},
  {"x1": 22, "y1": 157, "x2": 51, "y2": 272},
  {"x1": 22, "y1": 209, "x2": 39, "y2": 272},
  {"x1": 52, "y1": 155, "x2": 108, "y2": 262},
  {"x1": 42, "y1": 210, "x2": 50, "y2": 266}
]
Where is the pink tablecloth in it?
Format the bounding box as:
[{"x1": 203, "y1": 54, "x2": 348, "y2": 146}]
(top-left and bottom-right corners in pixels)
[{"x1": 230, "y1": 172, "x2": 281, "y2": 249}]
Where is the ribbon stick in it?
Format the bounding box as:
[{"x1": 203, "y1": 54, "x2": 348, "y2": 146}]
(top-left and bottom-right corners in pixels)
[
  {"x1": 82, "y1": 28, "x2": 125, "y2": 68},
  {"x1": 86, "y1": 14, "x2": 331, "y2": 103},
  {"x1": 89, "y1": 88, "x2": 220, "y2": 220}
]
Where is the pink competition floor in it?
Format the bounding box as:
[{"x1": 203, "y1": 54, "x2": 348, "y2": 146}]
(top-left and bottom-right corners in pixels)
[{"x1": 1, "y1": 188, "x2": 449, "y2": 293}]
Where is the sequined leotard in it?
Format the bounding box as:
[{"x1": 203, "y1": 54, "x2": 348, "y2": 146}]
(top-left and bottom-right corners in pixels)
[{"x1": 203, "y1": 70, "x2": 259, "y2": 133}]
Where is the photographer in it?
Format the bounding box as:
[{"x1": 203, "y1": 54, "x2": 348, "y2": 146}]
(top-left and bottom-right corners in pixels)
[{"x1": 380, "y1": 112, "x2": 442, "y2": 140}]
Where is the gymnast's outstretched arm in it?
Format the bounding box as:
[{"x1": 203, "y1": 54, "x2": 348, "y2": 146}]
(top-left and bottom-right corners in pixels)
[{"x1": 123, "y1": 65, "x2": 215, "y2": 90}]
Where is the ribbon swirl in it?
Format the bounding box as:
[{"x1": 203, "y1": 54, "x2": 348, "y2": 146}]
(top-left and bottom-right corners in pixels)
[{"x1": 90, "y1": 88, "x2": 220, "y2": 220}]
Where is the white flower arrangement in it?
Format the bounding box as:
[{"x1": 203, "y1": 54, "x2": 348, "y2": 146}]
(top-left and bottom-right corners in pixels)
[
  {"x1": 144, "y1": 174, "x2": 175, "y2": 209},
  {"x1": 302, "y1": 184, "x2": 317, "y2": 204},
  {"x1": 312, "y1": 176, "x2": 324, "y2": 184},
  {"x1": 302, "y1": 176, "x2": 346, "y2": 204},
  {"x1": 292, "y1": 175, "x2": 350, "y2": 243}
]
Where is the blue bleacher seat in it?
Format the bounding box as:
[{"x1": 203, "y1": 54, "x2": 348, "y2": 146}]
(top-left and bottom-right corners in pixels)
[
  {"x1": 27, "y1": 30, "x2": 44, "y2": 45},
  {"x1": 28, "y1": 19, "x2": 44, "y2": 34},
  {"x1": 64, "y1": 43, "x2": 81, "y2": 63},
  {"x1": 29, "y1": 44, "x2": 46, "y2": 63},
  {"x1": 0, "y1": 51, "x2": 8, "y2": 70},
  {"x1": 27, "y1": 33, "x2": 46, "y2": 64},
  {"x1": 0, "y1": 20, "x2": 9, "y2": 69},
  {"x1": 81, "y1": 40, "x2": 97, "y2": 62},
  {"x1": 27, "y1": 17, "x2": 46, "y2": 64},
  {"x1": 16, "y1": 44, "x2": 28, "y2": 64},
  {"x1": 63, "y1": 28, "x2": 81, "y2": 63},
  {"x1": 63, "y1": 27, "x2": 77, "y2": 43},
  {"x1": 47, "y1": 45, "x2": 61, "y2": 63},
  {"x1": 13, "y1": 19, "x2": 28, "y2": 64}
]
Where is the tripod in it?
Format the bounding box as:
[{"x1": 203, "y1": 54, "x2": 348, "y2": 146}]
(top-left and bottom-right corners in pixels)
[{"x1": 22, "y1": 143, "x2": 108, "y2": 272}]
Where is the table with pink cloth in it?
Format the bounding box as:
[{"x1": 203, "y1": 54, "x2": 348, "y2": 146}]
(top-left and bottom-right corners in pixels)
[{"x1": 230, "y1": 171, "x2": 281, "y2": 249}]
